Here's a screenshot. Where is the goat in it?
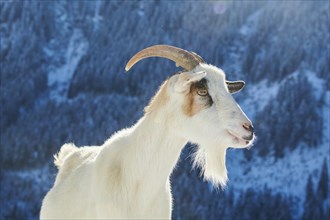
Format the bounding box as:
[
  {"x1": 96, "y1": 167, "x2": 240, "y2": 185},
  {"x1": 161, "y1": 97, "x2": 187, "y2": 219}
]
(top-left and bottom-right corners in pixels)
[{"x1": 40, "y1": 45, "x2": 255, "y2": 219}]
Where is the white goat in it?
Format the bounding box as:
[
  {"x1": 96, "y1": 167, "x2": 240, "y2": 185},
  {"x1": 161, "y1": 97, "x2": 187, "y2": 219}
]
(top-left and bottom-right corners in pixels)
[{"x1": 40, "y1": 45, "x2": 254, "y2": 219}]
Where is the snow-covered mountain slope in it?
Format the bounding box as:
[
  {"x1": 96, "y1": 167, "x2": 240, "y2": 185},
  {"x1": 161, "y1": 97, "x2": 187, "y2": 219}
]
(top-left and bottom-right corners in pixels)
[
  {"x1": 47, "y1": 29, "x2": 88, "y2": 102},
  {"x1": 1, "y1": 1, "x2": 329, "y2": 219},
  {"x1": 226, "y1": 72, "x2": 329, "y2": 218}
]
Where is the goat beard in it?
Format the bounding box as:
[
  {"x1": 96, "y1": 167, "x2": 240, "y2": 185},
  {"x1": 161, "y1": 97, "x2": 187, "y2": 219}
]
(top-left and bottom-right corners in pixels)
[{"x1": 193, "y1": 144, "x2": 228, "y2": 189}]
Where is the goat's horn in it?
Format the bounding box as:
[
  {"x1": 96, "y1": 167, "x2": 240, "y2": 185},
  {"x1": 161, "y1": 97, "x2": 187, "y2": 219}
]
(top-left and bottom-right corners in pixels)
[{"x1": 125, "y1": 45, "x2": 204, "y2": 72}]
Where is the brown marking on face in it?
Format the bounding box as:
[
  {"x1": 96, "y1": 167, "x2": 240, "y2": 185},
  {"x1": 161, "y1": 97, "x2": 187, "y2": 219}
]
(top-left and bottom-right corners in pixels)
[
  {"x1": 144, "y1": 80, "x2": 169, "y2": 114},
  {"x1": 182, "y1": 79, "x2": 213, "y2": 117}
]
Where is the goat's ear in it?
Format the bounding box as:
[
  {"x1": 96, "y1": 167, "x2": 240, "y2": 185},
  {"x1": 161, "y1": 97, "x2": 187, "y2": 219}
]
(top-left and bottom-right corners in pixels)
[
  {"x1": 173, "y1": 71, "x2": 207, "y2": 92},
  {"x1": 226, "y1": 80, "x2": 245, "y2": 94}
]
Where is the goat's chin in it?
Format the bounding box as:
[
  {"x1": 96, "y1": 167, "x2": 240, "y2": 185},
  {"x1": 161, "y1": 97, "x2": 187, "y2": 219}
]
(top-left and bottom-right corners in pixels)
[
  {"x1": 226, "y1": 131, "x2": 254, "y2": 149},
  {"x1": 193, "y1": 144, "x2": 228, "y2": 189},
  {"x1": 230, "y1": 141, "x2": 253, "y2": 149}
]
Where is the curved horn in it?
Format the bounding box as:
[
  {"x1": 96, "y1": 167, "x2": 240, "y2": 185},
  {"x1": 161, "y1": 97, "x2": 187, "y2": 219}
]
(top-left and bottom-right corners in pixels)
[{"x1": 125, "y1": 45, "x2": 204, "y2": 72}]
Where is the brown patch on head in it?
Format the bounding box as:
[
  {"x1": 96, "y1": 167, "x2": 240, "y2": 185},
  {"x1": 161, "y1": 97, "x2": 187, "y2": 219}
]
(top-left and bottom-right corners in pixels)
[
  {"x1": 144, "y1": 80, "x2": 169, "y2": 114},
  {"x1": 182, "y1": 78, "x2": 213, "y2": 117}
]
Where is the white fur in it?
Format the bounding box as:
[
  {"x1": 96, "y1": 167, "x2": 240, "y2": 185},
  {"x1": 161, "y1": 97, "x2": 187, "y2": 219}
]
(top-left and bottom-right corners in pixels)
[{"x1": 40, "y1": 63, "x2": 254, "y2": 219}]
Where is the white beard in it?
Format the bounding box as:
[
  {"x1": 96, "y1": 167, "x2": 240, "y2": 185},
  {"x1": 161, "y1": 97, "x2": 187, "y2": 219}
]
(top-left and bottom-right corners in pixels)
[{"x1": 193, "y1": 143, "x2": 228, "y2": 189}]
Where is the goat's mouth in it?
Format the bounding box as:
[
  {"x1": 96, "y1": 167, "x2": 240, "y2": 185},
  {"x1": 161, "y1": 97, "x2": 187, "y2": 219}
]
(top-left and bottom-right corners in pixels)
[{"x1": 226, "y1": 130, "x2": 252, "y2": 146}]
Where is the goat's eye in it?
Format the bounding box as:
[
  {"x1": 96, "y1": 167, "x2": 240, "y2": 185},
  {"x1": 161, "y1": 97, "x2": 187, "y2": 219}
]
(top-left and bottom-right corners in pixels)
[{"x1": 197, "y1": 89, "x2": 208, "y2": 96}]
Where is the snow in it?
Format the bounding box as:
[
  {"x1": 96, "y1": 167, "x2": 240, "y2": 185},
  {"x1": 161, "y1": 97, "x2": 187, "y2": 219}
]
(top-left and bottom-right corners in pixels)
[
  {"x1": 240, "y1": 79, "x2": 279, "y2": 119},
  {"x1": 239, "y1": 10, "x2": 262, "y2": 36},
  {"x1": 7, "y1": 165, "x2": 54, "y2": 190},
  {"x1": 47, "y1": 29, "x2": 88, "y2": 102},
  {"x1": 227, "y1": 140, "x2": 328, "y2": 215},
  {"x1": 212, "y1": 2, "x2": 228, "y2": 15},
  {"x1": 285, "y1": 70, "x2": 326, "y2": 99},
  {"x1": 226, "y1": 74, "x2": 330, "y2": 218},
  {"x1": 240, "y1": 70, "x2": 325, "y2": 119},
  {"x1": 92, "y1": 1, "x2": 103, "y2": 32}
]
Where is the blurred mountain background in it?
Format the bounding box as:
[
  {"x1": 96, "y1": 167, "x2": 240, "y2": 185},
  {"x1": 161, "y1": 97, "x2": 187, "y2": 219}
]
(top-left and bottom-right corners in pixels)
[{"x1": 0, "y1": 1, "x2": 329, "y2": 219}]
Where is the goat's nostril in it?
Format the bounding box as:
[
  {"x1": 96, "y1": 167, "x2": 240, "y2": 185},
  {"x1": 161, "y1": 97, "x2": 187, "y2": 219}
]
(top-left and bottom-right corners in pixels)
[{"x1": 243, "y1": 123, "x2": 254, "y2": 132}]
